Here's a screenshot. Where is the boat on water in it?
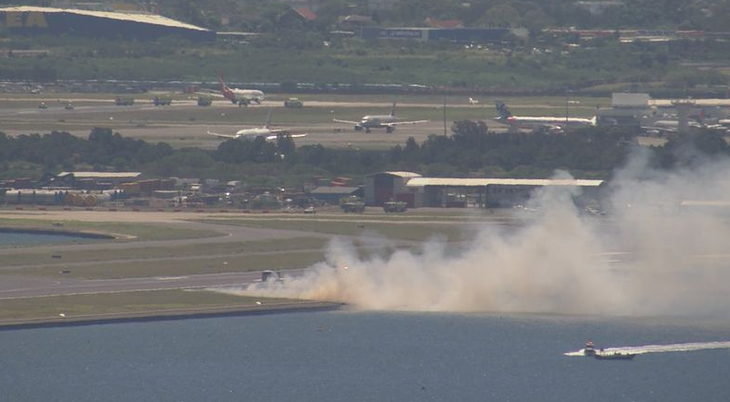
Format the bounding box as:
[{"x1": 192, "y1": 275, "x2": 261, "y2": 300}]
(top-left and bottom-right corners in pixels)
[
  {"x1": 584, "y1": 341, "x2": 597, "y2": 356},
  {"x1": 583, "y1": 341, "x2": 636, "y2": 360},
  {"x1": 594, "y1": 351, "x2": 636, "y2": 360}
]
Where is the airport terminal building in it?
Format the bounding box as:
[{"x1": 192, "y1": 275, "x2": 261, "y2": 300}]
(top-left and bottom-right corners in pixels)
[
  {"x1": 0, "y1": 6, "x2": 215, "y2": 41},
  {"x1": 358, "y1": 27, "x2": 526, "y2": 43},
  {"x1": 365, "y1": 172, "x2": 604, "y2": 208}
]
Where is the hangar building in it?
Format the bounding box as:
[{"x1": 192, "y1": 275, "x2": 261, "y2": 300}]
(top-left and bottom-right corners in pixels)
[
  {"x1": 365, "y1": 172, "x2": 604, "y2": 208},
  {"x1": 364, "y1": 172, "x2": 422, "y2": 207},
  {"x1": 0, "y1": 6, "x2": 215, "y2": 41},
  {"x1": 309, "y1": 186, "x2": 362, "y2": 205},
  {"x1": 359, "y1": 27, "x2": 526, "y2": 43}
]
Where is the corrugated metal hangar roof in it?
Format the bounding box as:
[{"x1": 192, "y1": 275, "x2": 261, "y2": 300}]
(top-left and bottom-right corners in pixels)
[
  {"x1": 368, "y1": 171, "x2": 423, "y2": 179},
  {"x1": 406, "y1": 178, "x2": 604, "y2": 187},
  {"x1": 310, "y1": 186, "x2": 361, "y2": 194},
  {"x1": 59, "y1": 171, "x2": 142, "y2": 179}
]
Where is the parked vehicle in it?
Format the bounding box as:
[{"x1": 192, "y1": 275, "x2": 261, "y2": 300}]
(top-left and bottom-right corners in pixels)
[
  {"x1": 383, "y1": 201, "x2": 407, "y2": 213},
  {"x1": 197, "y1": 96, "x2": 213, "y2": 106},
  {"x1": 284, "y1": 98, "x2": 303, "y2": 108},
  {"x1": 340, "y1": 196, "x2": 365, "y2": 213},
  {"x1": 152, "y1": 95, "x2": 172, "y2": 106},
  {"x1": 115, "y1": 96, "x2": 135, "y2": 106}
]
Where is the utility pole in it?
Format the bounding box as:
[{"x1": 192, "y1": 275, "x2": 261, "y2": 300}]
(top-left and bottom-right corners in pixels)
[{"x1": 443, "y1": 95, "x2": 447, "y2": 135}]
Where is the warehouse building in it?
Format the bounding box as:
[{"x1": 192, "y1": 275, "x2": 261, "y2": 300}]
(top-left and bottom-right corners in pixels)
[
  {"x1": 309, "y1": 186, "x2": 362, "y2": 205},
  {"x1": 364, "y1": 172, "x2": 422, "y2": 207},
  {"x1": 57, "y1": 171, "x2": 142, "y2": 190},
  {"x1": 0, "y1": 6, "x2": 215, "y2": 41},
  {"x1": 365, "y1": 172, "x2": 604, "y2": 208},
  {"x1": 359, "y1": 27, "x2": 527, "y2": 43}
]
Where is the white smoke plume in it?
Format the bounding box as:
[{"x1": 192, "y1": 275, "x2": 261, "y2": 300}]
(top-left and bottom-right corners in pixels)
[{"x1": 230, "y1": 149, "x2": 730, "y2": 316}]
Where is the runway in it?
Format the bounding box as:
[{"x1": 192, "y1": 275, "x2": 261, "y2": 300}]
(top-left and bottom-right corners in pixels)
[
  {"x1": 0, "y1": 209, "x2": 417, "y2": 301},
  {"x1": 0, "y1": 270, "x2": 308, "y2": 300},
  {"x1": 0, "y1": 95, "x2": 506, "y2": 148}
]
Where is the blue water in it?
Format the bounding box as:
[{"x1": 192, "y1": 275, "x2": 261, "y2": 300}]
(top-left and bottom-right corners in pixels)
[
  {"x1": 1, "y1": 311, "x2": 729, "y2": 402},
  {"x1": 0, "y1": 232, "x2": 90, "y2": 247}
]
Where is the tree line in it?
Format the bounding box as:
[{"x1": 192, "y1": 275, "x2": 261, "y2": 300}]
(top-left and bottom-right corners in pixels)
[{"x1": 1, "y1": 124, "x2": 727, "y2": 186}]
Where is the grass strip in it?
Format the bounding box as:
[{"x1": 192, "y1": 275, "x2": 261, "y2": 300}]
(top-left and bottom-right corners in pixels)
[
  {"x1": 11, "y1": 250, "x2": 326, "y2": 279},
  {"x1": 0, "y1": 237, "x2": 326, "y2": 268},
  {"x1": 0, "y1": 289, "x2": 301, "y2": 323}
]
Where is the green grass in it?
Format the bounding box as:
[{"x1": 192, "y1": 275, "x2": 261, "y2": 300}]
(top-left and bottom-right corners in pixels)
[
  {"x1": 10, "y1": 249, "x2": 326, "y2": 279},
  {"x1": 0, "y1": 217, "x2": 223, "y2": 242},
  {"x1": 203, "y1": 217, "x2": 470, "y2": 242},
  {"x1": 0, "y1": 289, "x2": 301, "y2": 322},
  {"x1": 0, "y1": 237, "x2": 327, "y2": 268}
]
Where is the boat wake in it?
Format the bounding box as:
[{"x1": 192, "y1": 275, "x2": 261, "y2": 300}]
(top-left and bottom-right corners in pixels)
[{"x1": 564, "y1": 341, "x2": 730, "y2": 357}]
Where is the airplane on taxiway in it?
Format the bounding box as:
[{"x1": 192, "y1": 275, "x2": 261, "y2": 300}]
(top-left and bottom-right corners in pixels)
[
  {"x1": 333, "y1": 102, "x2": 429, "y2": 133},
  {"x1": 494, "y1": 100, "x2": 596, "y2": 133},
  {"x1": 207, "y1": 110, "x2": 306, "y2": 141},
  {"x1": 218, "y1": 75, "x2": 265, "y2": 106}
]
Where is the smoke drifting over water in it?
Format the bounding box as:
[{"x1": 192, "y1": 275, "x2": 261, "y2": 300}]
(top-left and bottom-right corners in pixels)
[{"x1": 232, "y1": 151, "x2": 730, "y2": 316}]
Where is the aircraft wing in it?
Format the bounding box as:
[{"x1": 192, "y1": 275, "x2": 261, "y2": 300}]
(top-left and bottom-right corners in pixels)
[
  {"x1": 265, "y1": 133, "x2": 308, "y2": 141},
  {"x1": 195, "y1": 89, "x2": 224, "y2": 98},
  {"x1": 333, "y1": 118, "x2": 360, "y2": 125},
  {"x1": 207, "y1": 129, "x2": 238, "y2": 139},
  {"x1": 387, "y1": 119, "x2": 430, "y2": 126},
  {"x1": 641, "y1": 125, "x2": 676, "y2": 135}
]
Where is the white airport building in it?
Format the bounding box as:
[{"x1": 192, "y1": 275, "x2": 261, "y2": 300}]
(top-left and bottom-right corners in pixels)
[{"x1": 364, "y1": 172, "x2": 604, "y2": 208}]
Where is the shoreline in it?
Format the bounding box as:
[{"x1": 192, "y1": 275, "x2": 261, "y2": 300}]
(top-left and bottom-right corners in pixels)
[
  {"x1": 0, "y1": 227, "x2": 115, "y2": 240},
  {"x1": 0, "y1": 301, "x2": 345, "y2": 331}
]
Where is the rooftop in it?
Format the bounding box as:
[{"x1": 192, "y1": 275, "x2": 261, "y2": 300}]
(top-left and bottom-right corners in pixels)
[
  {"x1": 58, "y1": 172, "x2": 142, "y2": 179},
  {"x1": 0, "y1": 6, "x2": 210, "y2": 32},
  {"x1": 310, "y1": 186, "x2": 360, "y2": 194},
  {"x1": 369, "y1": 171, "x2": 423, "y2": 179},
  {"x1": 406, "y1": 178, "x2": 604, "y2": 187},
  {"x1": 293, "y1": 7, "x2": 317, "y2": 21}
]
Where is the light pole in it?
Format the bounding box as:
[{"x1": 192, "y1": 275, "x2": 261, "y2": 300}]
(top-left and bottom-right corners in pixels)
[{"x1": 443, "y1": 95, "x2": 447, "y2": 136}]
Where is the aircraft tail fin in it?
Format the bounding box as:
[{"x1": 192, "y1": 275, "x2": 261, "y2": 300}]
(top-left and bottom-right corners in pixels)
[
  {"x1": 219, "y1": 73, "x2": 235, "y2": 102},
  {"x1": 495, "y1": 101, "x2": 512, "y2": 119}
]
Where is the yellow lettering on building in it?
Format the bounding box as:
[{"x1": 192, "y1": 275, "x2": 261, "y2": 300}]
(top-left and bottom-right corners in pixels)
[
  {"x1": 5, "y1": 12, "x2": 23, "y2": 27},
  {"x1": 25, "y1": 12, "x2": 48, "y2": 28}
]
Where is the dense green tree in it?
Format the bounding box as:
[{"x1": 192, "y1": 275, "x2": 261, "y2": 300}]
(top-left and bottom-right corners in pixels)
[{"x1": 2, "y1": 124, "x2": 728, "y2": 185}]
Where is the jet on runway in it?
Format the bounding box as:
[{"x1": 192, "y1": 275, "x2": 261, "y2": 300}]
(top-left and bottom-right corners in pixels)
[
  {"x1": 333, "y1": 102, "x2": 429, "y2": 133},
  {"x1": 207, "y1": 110, "x2": 306, "y2": 141},
  {"x1": 494, "y1": 101, "x2": 596, "y2": 133},
  {"x1": 218, "y1": 75, "x2": 265, "y2": 106}
]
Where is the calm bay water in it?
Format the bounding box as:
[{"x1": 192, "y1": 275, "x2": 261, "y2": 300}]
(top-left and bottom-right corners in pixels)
[
  {"x1": 0, "y1": 232, "x2": 91, "y2": 247},
  {"x1": 1, "y1": 310, "x2": 729, "y2": 402}
]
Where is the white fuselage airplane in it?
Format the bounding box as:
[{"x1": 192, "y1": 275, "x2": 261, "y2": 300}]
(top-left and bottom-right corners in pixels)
[
  {"x1": 334, "y1": 103, "x2": 428, "y2": 133},
  {"x1": 494, "y1": 101, "x2": 596, "y2": 133},
  {"x1": 207, "y1": 111, "x2": 306, "y2": 141},
  {"x1": 219, "y1": 76, "x2": 265, "y2": 106},
  {"x1": 641, "y1": 119, "x2": 703, "y2": 136}
]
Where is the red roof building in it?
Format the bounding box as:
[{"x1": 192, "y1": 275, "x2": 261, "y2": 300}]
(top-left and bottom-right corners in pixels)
[{"x1": 293, "y1": 7, "x2": 317, "y2": 21}]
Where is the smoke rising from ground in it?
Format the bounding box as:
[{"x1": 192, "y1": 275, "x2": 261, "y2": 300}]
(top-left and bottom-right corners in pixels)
[{"x1": 230, "y1": 150, "x2": 730, "y2": 316}]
